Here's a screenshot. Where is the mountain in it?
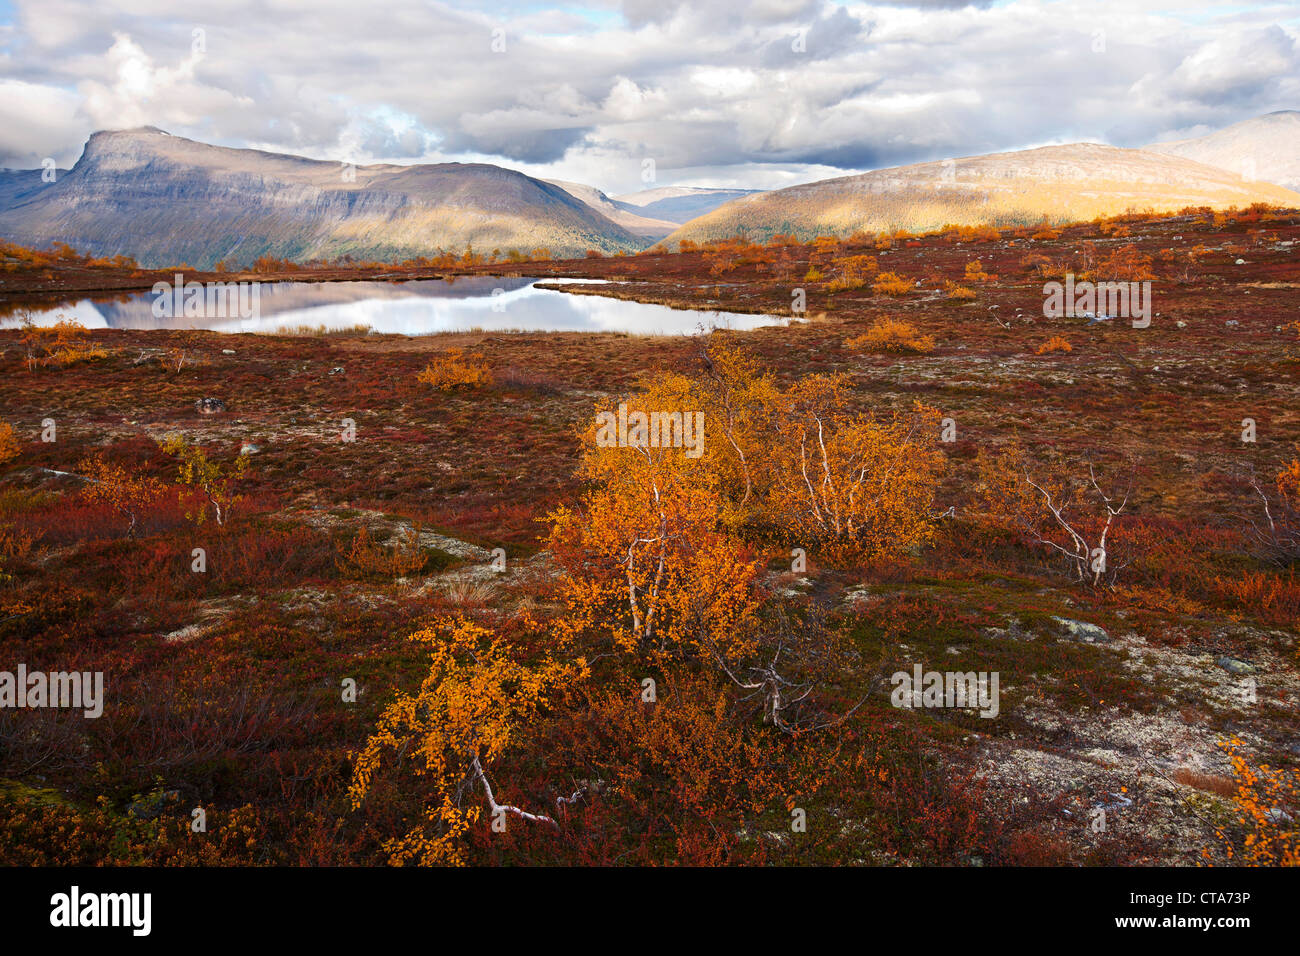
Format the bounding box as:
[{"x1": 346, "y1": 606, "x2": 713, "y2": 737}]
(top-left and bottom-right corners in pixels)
[
  {"x1": 0, "y1": 128, "x2": 647, "y2": 268},
  {"x1": 1145, "y1": 110, "x2": 1300, "y2": 192},
  {"x1": 543, "y1": 180, "x2": 679, "y2": 238},
  {"x1": 0, "y1": 169, "x2": 65, "y2": 211},
  {"x1": 613, "y1": 186, "x2": 762, "y2": 224},
  {"x1": 665, "y1": 141, "x2": 1300, "y2": 246}
]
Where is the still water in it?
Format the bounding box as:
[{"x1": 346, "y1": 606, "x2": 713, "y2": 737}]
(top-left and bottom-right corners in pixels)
[{"x1": 5, "y1": 276, "x2": 788, "y2": 336}]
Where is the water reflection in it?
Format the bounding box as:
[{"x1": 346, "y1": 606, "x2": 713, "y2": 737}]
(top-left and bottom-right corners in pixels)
[{"x1": 3, "y1": 276, "x2": 787, "y2": 336}]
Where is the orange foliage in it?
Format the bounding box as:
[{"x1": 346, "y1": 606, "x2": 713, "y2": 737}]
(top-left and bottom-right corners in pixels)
[
  {"x1": 1086, "y1": 243, "x2": 1157, "y2": 281},
  {"x1": 0, "y1": 423, "x2": 19, "y2": 466},
  {"x1": 847, "y1": 318, "x2": 935, "y2": 354},
  {"x1": 766, "y1": 382, "x2": 943, "y2": 561},
  {"x1": 74, "y1": 454, "x2": 167, "y2": 539},
  {"x1": 20, "y1": 319, "x2": 108, "y2": 370},
  {"x1": 337, "y1": 524, "x2": 428, "y2": 578},
  {"x1": 161, "y1": 435, "x2": 249, "y2": 527},
  {"x1": 825, "y1": 255, "x2": 879, "y2": 292},
  {"x1": 1213, "y1": 737, "x2": 1300, "y2": 866},
  {"x1": 349, "y1": 617, "x2": 587, "y2": 865},
  {"x1": 416, "y1": 348, "x2": 491, "y2": 391},
  {"x1": 872, "y1": 271, "x2": 914, "y2": 296},
  {"x1": 1037, "y1": 335, "x2": 1073, "y2": 355},
  {"x1": 547, "y1": 381, "x2": 763, "y2": 660}
]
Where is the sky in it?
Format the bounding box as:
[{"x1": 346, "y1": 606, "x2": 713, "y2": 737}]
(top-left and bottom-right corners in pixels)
[{"x1": 0, "y1": 0, "x2": 1296, "y2": 195}]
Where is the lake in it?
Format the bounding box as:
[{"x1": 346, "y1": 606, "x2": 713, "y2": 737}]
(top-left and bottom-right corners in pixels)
[{"x1": 2, "y1": 275, "x2": 789, "y2": 336}]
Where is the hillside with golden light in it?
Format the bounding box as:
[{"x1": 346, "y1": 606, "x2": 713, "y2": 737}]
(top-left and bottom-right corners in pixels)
[{"x1": 667, "y1": 143, "x2": 1300, "y2": 245}]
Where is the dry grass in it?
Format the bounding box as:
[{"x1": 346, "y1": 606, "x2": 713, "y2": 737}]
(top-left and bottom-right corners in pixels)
[{"x1": 1171, "y1": 767, "x2": 1237, "y2": 799}]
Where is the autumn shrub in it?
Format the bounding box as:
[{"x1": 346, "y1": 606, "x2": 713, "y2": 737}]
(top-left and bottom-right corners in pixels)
[
  {"x1": 1036, "y1": 335, "x2": 1073, "y2": 355},
  {"x1": 546, "y1": 387, "x2": 764, "y2": 661},
  {"x1": 0, "y1": 423, "x2": 19, "y2": 466},
  {"x1": 766, "y1": 381, "x2": 943, "y2": 561},
  {"x1": 343, "y1": 341, "x2": 983, "y2": 866},
  {"x1": 0, "y1": 792, "x2": 272, "y2": 866},
  {"x1": 825, "y1": 255, "x2": 878, "y2": 292},
  {"x1": 975, "y1": 445, "x2": 1133, "y2": 587},
  {"x1": 871, "y1": 271, "x2": 913, "y2": 296},
  {"x1": 1213, "y1": 737, "x2": 1300, "y2": 866},
  {"x1": 349, "y1": 617, "x2": 587, "y2": 865},
  {"x1": 337, "y1": 524, "x2": 428, "y2": 579},
  {"x1": 416, "y1": 347, "x2": 491, "y2": 391},
  {"x1": 20, "y1": 319, "x2": 108, "y2": 370},
  {"x1": 944, "y1": 282, "x2": 976, "y2": 301},
  {"x1": 564, "y1": 340, "x2": 946, "y2": 567},
  {"x1": 1247, "y1": 449, "x2": 1300, "y2": 566},
  {"x1": 162, "y1": 435, "x2": 250, "y2": 527},
  {"x1": 74, "y1": 454, "x2": 168, "y2": 539},
  {"x1": 847, "y1": 318, "x2": 935, "y2": 354},
  {"x1": 1084, "y1": 243, "x2": 1156, "y2": 281}
]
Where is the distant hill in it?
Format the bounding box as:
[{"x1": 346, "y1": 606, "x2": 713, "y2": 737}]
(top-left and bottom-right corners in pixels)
[
  {"x1": 666, "y1": 141, "x2": 1300, "y2": 246},
  {"x1": 1145, "y1": 110, "x2": 1300, "y2": 192},
  {"x1": 0, "y1": 128, "x2": 647, "y2": 268},
  {"x1": 544, "y1": 180, "x2": 679, "y2": 238},
  {"x1": 613, "y1": 186, "x2": 762, "y2": 224}
]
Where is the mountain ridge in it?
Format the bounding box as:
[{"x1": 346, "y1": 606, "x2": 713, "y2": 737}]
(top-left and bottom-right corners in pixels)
[
  {"x1": 665, "y1": 138, "x2": 1300, "y2": 246},
  {"x1": 0, "y1": 128, "x2": 648, "y2": 268},
  {"x1": 1145, "y1": 110, "x2": 1300, "y2": 192}
]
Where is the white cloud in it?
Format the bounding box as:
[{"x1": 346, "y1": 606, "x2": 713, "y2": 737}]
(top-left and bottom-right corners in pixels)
[{"x1": 0, "y1": 0, "x2": 1295, "y2": 191}]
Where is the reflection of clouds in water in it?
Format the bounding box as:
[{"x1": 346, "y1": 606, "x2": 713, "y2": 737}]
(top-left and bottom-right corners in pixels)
[
  {"x1": 4, "y1": 278, "x2": 784, "y2": 336},
  {"x1": 0, "y1": 299, "x2": 110, "y2": 328}
]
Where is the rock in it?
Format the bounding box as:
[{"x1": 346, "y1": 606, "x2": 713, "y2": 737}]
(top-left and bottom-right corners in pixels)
[
  {"x1": 841, "y1": 584, "x2": 878, "y2": 607},
  {"x1": 1225, "y1": 320, "x2": 1240, "y2": 329},
  {"x1": 240, "y1": 443, "x2": 261, "y2": 455},
  {"x1": 163, "y1": 624, "x2": 206, "y2": 644},
  {"x1": 1235, "y1": 258, "x2": 1246, "y2": 265},
  {"x1": 1175, "y1": 320, "x2": 1187, "y2": 329},
  {"x1": 775, "y1": 575, "x2": 814, "y2": 598},
  {"x1": 328, "y1": 367, "x2": 345, "y2": 375},
  {"x1": 1215, "y1": 656, "x2": 1257, "y2": 676},
  {"x1": 222, "y1": 349, "x2": 236, "y2": 355},
  {"x1": 1052, "y1": 616, "x2": 1110, "y2": 644},
  {"x1": 194, "y1": 397, "x2": 226, "y2": 414}
]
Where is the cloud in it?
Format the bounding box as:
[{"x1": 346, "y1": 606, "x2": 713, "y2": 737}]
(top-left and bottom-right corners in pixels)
[
  {"x1": 0, "y1": 80, "x2": 84, "y2": 166},
  {"x1": 0, "y1": 0, "x2": 1295, "y2": 192}
]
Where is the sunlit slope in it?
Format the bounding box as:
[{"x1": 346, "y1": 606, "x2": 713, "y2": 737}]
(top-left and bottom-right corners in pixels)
[
  {"x1": 667, "y1": 143, "x2": 1300, "y2": 245},
  {"x1": 1145, "y1": 110, "x2": 1300, "y2": 193}
]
